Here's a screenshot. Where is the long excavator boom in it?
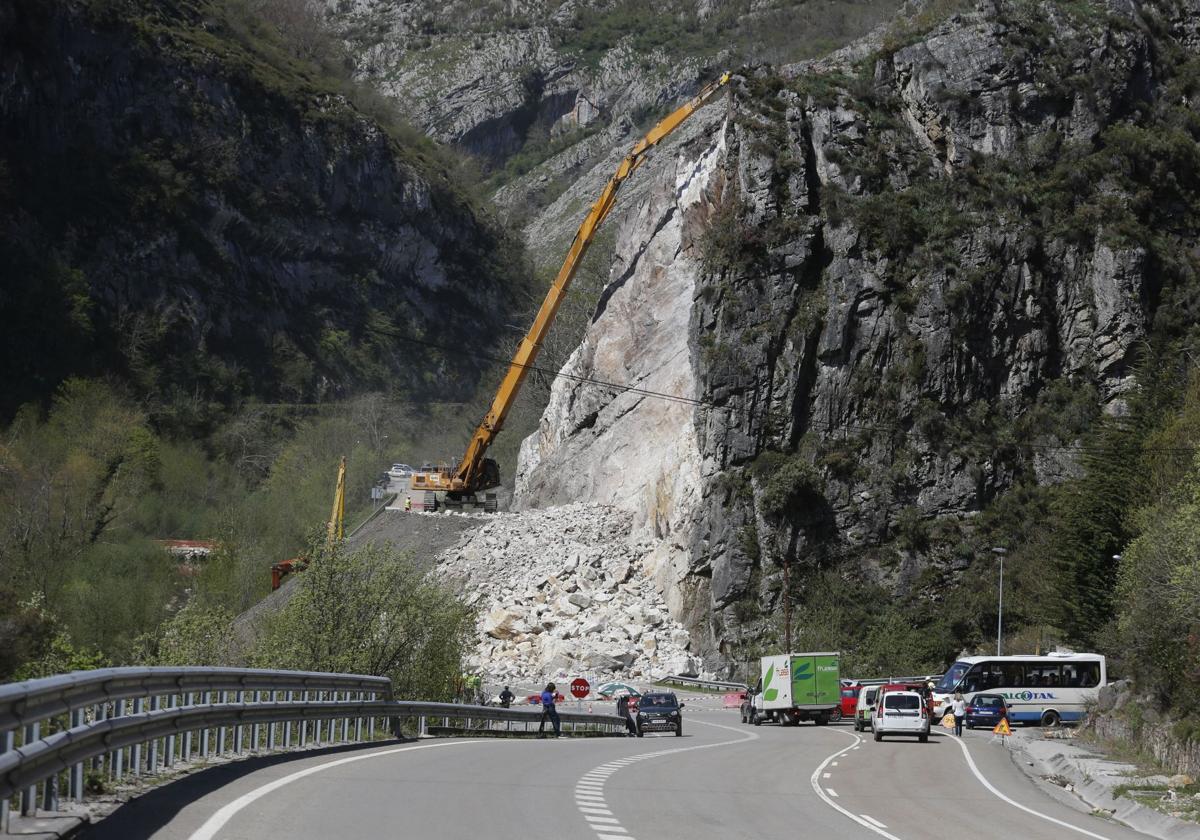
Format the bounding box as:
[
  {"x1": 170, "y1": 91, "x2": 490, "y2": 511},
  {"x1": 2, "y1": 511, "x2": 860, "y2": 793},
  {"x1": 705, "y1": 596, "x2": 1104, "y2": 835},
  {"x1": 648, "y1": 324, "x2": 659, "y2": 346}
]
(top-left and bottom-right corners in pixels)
[{"x1": 413, "y1": 71, "x2": 731, "y2": 498}]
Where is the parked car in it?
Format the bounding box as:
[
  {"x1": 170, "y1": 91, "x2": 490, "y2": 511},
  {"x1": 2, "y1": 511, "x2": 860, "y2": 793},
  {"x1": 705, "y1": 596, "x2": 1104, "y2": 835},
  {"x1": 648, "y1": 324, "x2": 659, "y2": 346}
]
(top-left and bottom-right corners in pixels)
[
  {"x1": 525, "y1": 692, "x2": 565, "y2": 705},
  {"x1": 839, "y1": 682, "x2": 861, "y2": 721},
  {"x1": 872, "y1": 690, "x2": 930, "y2": 742},
  {"x1": 388, "y1": 463, "x2": 414, "y2": 479},
  {"x1": 965, "y1": 693, "x2": 1010, "y2": 729},
  {"x1": 877, "y1": 681, "x2": 935, "y2": 718},
  {"x1": 636, "y1": 692, "x2": 684, "y2": 736},
  {"x1": 740, "y1": 684, "x2": 757, "y2": 724},
  {"x1": 853, "y1": 685, "x2": 880, "y2": 732}
]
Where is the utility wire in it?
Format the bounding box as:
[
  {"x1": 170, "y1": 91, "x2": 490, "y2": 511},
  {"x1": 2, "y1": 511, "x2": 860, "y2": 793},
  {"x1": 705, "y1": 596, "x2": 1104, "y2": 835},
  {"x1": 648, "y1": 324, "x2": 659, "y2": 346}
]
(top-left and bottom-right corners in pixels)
[{"x1": 379, "y1": 331, "x2": 1200, "y2": 457}]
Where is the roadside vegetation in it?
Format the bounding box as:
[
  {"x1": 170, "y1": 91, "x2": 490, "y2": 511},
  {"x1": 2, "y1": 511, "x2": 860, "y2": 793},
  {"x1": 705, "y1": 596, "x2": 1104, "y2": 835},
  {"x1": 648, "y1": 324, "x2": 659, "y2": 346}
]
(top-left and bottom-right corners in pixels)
[{"x1": 0, "y1": 380, "x2": 481, "y2": 683}]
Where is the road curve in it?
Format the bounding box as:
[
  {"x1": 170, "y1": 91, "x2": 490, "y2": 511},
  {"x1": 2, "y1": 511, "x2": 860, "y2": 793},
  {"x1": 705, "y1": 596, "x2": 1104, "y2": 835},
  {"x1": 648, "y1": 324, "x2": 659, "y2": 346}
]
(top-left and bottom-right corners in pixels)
[{"x1": 82, "y1": 710, "x2": 1160, "y2": 840}]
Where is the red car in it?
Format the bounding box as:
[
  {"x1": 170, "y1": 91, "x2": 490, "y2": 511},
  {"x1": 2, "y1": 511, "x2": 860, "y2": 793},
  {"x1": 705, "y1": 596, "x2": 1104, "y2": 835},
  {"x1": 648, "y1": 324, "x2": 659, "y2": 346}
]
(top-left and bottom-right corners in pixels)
[
  {"x1": 839, "y1": 683, "x2": 861, "y2": 719},
  {"x1": 526, "y1": 692, "x2": 566, "y2": 705}
]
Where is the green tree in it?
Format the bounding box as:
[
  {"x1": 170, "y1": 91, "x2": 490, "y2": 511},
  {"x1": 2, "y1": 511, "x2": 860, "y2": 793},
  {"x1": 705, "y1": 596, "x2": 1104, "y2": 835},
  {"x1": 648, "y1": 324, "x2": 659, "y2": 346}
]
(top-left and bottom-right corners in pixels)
[{"x1": 251, "y1": 539, "x2": 473, "y2": 699}]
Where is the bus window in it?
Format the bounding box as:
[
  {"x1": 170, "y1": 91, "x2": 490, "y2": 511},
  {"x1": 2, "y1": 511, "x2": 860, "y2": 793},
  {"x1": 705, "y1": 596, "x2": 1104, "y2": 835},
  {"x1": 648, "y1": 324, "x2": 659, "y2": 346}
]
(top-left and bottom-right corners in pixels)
[
  {"x1": 1029, "y1": 664, "x2": 1062, "y2": 686},
  {"x1": 1001, "y1": 662, "x2": 1026, "y2": 687},
  {"x1": 1063, "y1": 662, "x2": 1100, "y2": 687}
]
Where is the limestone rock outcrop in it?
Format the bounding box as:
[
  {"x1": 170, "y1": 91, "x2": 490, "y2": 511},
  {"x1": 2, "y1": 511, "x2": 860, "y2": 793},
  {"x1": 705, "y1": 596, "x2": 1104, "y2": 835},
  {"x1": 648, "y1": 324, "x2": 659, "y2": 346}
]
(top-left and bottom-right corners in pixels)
[{"x1": 514, "y1": 0, "x2": 1198, "y2": 671}]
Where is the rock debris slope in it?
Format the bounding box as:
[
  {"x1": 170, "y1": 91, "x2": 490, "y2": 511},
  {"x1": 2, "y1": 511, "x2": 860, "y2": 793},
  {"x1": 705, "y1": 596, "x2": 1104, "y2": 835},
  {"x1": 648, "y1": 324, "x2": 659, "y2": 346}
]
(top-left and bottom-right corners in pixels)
[{"x1": 435, "y1": 504, "x2": 703, "y2": 680}]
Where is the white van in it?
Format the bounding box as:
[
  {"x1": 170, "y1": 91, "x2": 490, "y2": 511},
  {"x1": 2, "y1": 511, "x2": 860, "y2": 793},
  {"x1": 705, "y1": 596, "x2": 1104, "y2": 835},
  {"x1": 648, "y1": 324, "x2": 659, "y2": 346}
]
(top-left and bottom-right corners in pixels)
[
  {"x1": 872, "y1": 690, "x2": 930, "y2": 742},
  {"x1": 854, "y1": 685, "x2": 879, "y2": 732}
]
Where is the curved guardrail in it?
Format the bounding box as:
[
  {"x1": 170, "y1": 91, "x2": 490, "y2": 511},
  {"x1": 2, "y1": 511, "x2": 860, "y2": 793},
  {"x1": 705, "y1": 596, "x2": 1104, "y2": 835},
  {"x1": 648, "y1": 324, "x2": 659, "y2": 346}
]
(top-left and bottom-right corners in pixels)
[
  {"x1": 0, "y1": 668, "x2": 624, "y2": 833},
  {"x1": 658, "y1": 675, "x2": 749, "y2": 692}
]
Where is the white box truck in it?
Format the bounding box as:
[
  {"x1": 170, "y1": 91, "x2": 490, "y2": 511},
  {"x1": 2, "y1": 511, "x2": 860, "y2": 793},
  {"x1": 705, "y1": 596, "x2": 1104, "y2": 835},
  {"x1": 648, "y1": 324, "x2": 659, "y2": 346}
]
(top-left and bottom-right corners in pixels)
[{"x1": 748, "y1": 652, "x2": 841, "y2": 726}]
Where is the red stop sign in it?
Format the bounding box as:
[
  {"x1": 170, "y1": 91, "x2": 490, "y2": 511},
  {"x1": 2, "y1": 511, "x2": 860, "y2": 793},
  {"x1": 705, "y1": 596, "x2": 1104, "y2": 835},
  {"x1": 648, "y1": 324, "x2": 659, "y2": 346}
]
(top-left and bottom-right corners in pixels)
[{"x1": 570, "y1": 678, "x2": 590, "y2": 699}]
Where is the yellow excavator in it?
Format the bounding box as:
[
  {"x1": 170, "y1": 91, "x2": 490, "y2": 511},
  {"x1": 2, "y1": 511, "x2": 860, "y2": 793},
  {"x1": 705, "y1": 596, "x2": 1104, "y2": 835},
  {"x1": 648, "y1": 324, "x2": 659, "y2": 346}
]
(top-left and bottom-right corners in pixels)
[
  {"x1": 411, "y1": 72, "x2": 732, "y2": 511},
  {"x1": 271, "y1": 456, "x2": 346, "y2": 590}
]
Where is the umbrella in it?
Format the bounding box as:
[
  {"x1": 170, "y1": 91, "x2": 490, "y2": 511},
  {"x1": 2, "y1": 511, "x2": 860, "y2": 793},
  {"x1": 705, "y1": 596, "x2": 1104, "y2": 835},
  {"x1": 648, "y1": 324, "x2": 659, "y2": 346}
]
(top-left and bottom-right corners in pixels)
[{"x1": 596, "y1": 682, "x2": 641, "y2": 698}]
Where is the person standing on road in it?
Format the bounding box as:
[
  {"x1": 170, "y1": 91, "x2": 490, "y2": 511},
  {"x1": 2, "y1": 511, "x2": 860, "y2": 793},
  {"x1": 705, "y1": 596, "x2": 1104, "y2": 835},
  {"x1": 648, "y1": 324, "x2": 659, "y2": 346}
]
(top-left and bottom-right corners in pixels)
[
  {"x1": 499, "y1": 686, "x2": 514, "y2": 708},
  {"x1": 404, "y1": 496, "x2": 412, "y2": 512},
  {"x1": 617, "y1": 695, "x2": 637, "y2": 736},
  {"x1": 952, "y1": 690, "x2": 967, "y2": 736},
  {"x1": 539, "y1": 683, "x2": 561, "y2": 738}
]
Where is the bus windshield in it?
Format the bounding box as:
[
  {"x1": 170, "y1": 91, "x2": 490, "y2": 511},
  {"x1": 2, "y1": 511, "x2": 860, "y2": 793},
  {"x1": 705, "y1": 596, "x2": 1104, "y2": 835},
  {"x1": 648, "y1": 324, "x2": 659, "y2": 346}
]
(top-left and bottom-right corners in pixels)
[{"x1": 936, "y1": 662, "x2": 970, "y2": 692}]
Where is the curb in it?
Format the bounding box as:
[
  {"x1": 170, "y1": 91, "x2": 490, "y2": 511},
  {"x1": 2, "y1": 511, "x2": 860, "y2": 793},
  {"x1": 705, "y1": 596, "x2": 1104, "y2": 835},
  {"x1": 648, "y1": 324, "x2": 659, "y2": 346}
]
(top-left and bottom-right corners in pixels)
[
  {"x1": 6, "y1": 812, "x2": 89, "y2": 839},
  {"x1": 1009, "y1": 732, "x2": 1200, "y2": 840}
]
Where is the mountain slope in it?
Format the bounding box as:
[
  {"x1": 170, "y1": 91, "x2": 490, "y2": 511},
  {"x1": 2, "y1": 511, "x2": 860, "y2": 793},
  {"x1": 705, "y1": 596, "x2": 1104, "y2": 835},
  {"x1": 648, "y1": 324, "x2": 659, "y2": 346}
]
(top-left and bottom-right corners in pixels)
[
  {"x1": 515, "y1": 0, "x2": 1200, "y2": 673},
  {"x1": 0, "y1": 0, "x2": 528, "y2": 428}
]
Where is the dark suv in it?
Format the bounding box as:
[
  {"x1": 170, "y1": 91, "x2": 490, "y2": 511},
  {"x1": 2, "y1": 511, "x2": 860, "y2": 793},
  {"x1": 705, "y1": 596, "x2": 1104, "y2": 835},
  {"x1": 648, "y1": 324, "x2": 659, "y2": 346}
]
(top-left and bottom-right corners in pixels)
[{"x1": 636, "y1": 692, "x2": 684, "y2": 736}]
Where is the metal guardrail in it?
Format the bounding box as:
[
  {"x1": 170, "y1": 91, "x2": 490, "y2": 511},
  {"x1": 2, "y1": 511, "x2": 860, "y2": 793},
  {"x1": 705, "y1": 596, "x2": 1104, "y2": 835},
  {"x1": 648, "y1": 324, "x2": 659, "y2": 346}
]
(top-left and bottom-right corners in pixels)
[
  {"x1": 0, "y1": 668, "x2": 625, "y2": 834},
  {"x1": 658, "y1": 675, "x2": 749, "y2": 692}
]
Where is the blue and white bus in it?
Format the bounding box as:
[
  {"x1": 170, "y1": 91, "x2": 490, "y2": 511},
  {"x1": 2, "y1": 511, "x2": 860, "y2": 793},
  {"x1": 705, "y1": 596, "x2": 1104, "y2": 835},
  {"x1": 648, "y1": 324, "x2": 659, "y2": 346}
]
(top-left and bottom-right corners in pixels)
[{"x1": 930, "y1": 652, "x2": 1106, "y2": 726}]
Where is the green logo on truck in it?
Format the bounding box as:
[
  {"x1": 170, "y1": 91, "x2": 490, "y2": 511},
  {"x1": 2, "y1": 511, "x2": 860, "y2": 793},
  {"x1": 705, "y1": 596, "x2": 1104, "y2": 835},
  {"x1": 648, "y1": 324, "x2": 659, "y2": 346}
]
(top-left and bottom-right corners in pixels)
[
  {"x1": 793, "y1": 661, "x2": 813, "y2": 681},
  {"x1": 763, "y1": 666, "x2": 778, "y2": 702}
]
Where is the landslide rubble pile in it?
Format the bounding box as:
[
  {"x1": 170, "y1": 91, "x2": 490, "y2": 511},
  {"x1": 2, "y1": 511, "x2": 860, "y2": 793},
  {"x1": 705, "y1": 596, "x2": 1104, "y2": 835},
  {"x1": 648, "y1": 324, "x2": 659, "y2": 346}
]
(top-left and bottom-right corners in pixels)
[{"x1": 433, "y1": 504, "x2": 704, "y2": 681}]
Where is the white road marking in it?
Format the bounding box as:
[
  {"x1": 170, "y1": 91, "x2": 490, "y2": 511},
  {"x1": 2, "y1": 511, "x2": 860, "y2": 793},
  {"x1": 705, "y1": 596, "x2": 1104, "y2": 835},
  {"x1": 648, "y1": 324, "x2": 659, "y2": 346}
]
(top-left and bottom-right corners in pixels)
[
  {"x1": 832, "y1": 761, "x2": 839, "y2": 766},
  {"x1": 827, "y1": 789, "x2": 838, "y2": 798},
  {"x1": 573, "y1": 718, "x2": 758, "y2": 840},
  {"x1": 187, "y1": 740, "x2": 486, "y2": 840},
  {"x1": 810, "y1": 730, "x2": 903, "y2": 840},
  {"x1": 823, "y1": 772, "x2": 832, "y2": 778},
  {"x1": 860, "y1": 814, "x2": 889, "y2": 829},
  {"x1": 949, "y1": 735, "x2": 1115, "y2": 839}
]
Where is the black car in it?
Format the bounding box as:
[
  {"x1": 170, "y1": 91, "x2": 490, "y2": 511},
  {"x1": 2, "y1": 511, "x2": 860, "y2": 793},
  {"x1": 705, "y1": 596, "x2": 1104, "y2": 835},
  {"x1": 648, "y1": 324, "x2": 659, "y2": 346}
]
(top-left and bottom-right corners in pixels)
[
  {"x1": 965, "y1": 693, "x2": 1010, "y2": 729},
  {"x1": 636, "y1": 692, "x2": 684, "y2": 736}
]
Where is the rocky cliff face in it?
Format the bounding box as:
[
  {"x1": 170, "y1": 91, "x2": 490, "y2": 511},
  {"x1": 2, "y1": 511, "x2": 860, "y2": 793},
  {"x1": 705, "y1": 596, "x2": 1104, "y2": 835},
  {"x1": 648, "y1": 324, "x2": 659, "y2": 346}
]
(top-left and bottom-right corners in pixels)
[
  {"x1": 515, "y1": 0, "x2": 1200, "y2": 671},
  {"x1": 0, "y1": 0, "x2": 523, "y2": 420}
]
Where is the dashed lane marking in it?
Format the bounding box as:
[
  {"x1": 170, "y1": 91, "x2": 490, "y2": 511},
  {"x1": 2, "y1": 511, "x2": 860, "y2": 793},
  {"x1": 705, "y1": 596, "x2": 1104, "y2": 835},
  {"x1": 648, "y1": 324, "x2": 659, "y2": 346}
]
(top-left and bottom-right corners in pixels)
[
  {"x1": 810, "y1": 729, "x2": 903, "y2": 840},
  {"x1": 860, "y1": 814, "x2": 889, "y2": 829},
  {"x1": 827, "y1": 789, "x2": 839, "y2": 798},
  {"x1": 572, "y1": 718, "x2": 759, "y2": 840}
]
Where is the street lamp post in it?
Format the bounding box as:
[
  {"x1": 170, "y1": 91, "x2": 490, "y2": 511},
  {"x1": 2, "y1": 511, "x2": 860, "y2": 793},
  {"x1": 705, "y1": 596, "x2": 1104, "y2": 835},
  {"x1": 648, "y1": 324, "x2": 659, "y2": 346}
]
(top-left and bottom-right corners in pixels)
[{"x1": 993, "y1": 547, "x2": 1007, "y2": 656}]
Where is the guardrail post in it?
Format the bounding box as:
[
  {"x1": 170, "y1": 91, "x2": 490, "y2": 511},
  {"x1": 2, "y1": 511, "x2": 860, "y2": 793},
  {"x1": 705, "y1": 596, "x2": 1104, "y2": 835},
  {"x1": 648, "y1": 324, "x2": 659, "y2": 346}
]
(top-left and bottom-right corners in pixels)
[
  {"x1": 131, "y1": 698, "x2": 144, "y2": 777},
  {"x1": 113, "y1": 702, "x2": 124, "y2": 781},
  {"x1": 354, "y1": 691, "x2": 363, "y2": 742},
  {"x1": 183, "y1": 693, "x2": 193, "y2": 763},
  {"x1": 2, "y1": 728, "x2": 14, "y2": 828},
  {"x1": 234, "y1": 691, "x2": 244, "y2": 754},
  {"x1": 149, "y1": 696, "x2": 161, "y2": 773},
  {"x1": 201, "y1": 691, "x2": 211, "y2": 760},
  {"x1": 268, "y1": 692, "x2": 278, "y2": 750},
  {"x1": 90, "y1": 703, "x2": 103, "y2": 775},
  {"x1": 21, "y1": 721, "x2": 39, "y2": 816},
  {"x1": 284, "y1": 691, "x2": 293, "y2": 748},
  {"x1": 217, "y1": 691, "x2": 227, "y2": 756},
  {"x1": 165, "y1": 695, "x2": 176, "y2": 769},
  {"x1": 40, "y1": 765, "x2": 58, "y2": 812},
  {"x1": 70, "y1": 708, "x2": 85, "y2": 802},
  {"x1": 251, "y1": 691, "x2": 261, "y2": 753},
  {"x1": 299, "y1": 691, "x2": 309, "y2": 748},
  {"x1": 341, "y1": 692, "x2": 350, "y2": 743}
]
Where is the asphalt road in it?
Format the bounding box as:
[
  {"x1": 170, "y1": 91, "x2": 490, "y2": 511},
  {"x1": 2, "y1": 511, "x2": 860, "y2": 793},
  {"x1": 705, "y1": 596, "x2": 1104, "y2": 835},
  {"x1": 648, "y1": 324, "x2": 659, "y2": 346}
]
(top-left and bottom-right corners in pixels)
[{"x1": 83, "y1": 711, "x2": 1157, "y2": 840}]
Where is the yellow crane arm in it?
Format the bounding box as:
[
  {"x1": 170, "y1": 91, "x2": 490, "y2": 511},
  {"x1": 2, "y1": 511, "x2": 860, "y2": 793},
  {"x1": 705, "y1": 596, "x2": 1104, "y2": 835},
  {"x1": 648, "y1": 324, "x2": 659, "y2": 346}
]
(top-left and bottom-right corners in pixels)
[
  {"x1": 327, "y1": 455, "x2": 346, "y2": 542},
  {"x1": 418, "y1": 71, "x2": 731, "y2": 495}
]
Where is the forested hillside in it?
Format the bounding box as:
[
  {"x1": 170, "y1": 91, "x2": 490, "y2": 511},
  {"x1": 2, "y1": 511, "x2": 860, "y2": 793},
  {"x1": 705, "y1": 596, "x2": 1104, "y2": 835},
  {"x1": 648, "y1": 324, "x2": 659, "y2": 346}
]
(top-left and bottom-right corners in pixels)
[{"x1": 0, "y1": 0, "x2": 528, "y2": 682}]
